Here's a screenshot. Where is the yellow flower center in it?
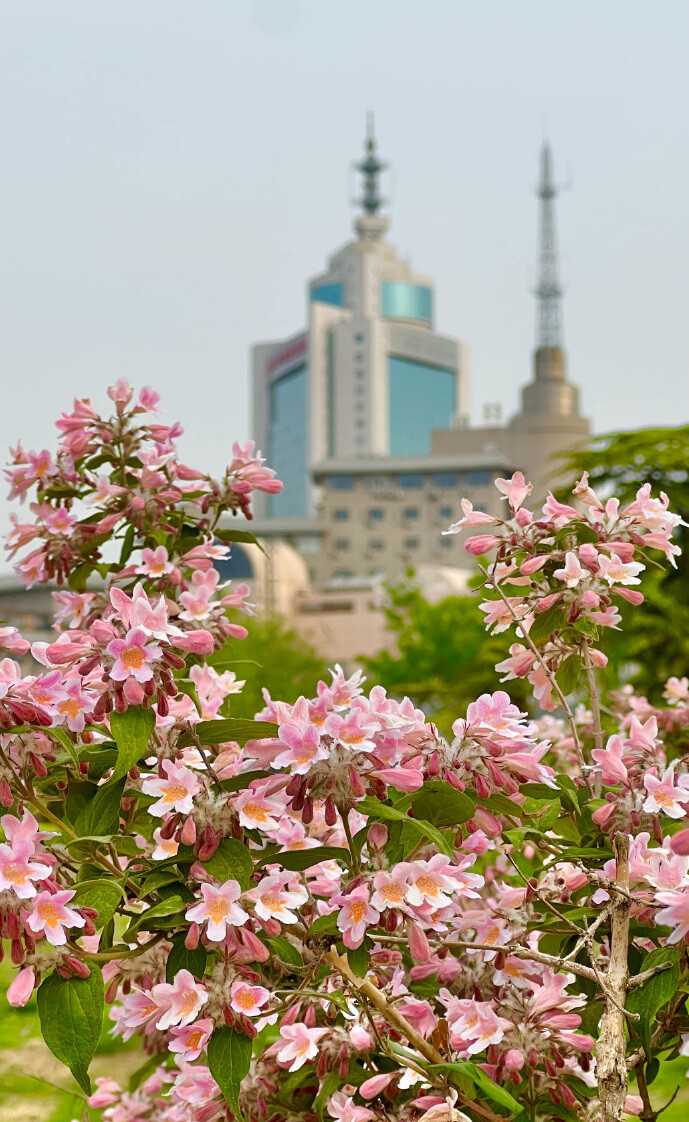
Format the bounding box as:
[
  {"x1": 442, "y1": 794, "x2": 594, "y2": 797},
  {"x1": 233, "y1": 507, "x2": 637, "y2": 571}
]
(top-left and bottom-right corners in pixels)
[
  {"x1": 122, "y1": 646, "x2": 145, "y2": 670},
  {"x1": 208, "y1": 898, "x2": 229, "y2": 922},
  {"x1": 415, "y1": 876, "x2": 440, "y2": 897},
  {"x1": 348, "y1": 900, "x2": 367, "y2": 923},
  {"x1": 58, "y1": 698, "x2": 82, "y2": 719},
  {"x1": 38, "y1": 902, "x2": 63, "y2": 926},
  {"x1": 162, "y1": 784, "x2": 188, "y2": 804}
]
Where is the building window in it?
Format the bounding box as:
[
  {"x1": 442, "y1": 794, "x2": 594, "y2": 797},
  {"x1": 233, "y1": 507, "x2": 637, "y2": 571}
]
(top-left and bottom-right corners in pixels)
[
  {"x1": 333, "y1": 509, "x2": 349, "y2": 521},
  {"x1": 440, "y1": 537, "x2": 453, "y2": 547},
  {"x1": 432, "y1": 472, "x2": 458, "y2": 488},
  {"x1": 333, "y1": 569, "x2": 353, "y2": 579},
  {"x1": 365, "y1": 475, "x2": 390, "y2": 491},
  {"x1": 397, "y1": 473, "x2": 424, "y2": 489},
  {"x1": 355, "y1": 332, "x2": 365, "y2": 342},
  {"x1": 404, "y1": 507, "x2": 419, "y2": 519},
  {"x1": 334, "y1": 539, "x2": 350, "y2": 551},
  {"x1": 381, "y1": 282, "x2": 433, "y2": 323},
  {"x1": 404, "y1": 538, "x2": 420, "y2": 550},
  {"x1": 467, "y1": 470, "x2": 492, "y2": 486},
  {"x1": 368, "y1": 508, "x2": 384, "y2": 522},
  {"x1": 388, "y1": 356, "x2": 456, "y2": 457},
  {"x1": 329, "y1": 475, "x2": 355, "y2": 490},
  {"x1": 439, "y1": 506, "x2": 453, "y2": 519},
  {"x1": 311, "y1": 282, "x2": 345, "y2": 307},
  {"x1": 267, "y1": 364, "x2": 308, "y2": 518},
  {"x1": 369, "y1": 540, "x2": 385, "y2": 550}
]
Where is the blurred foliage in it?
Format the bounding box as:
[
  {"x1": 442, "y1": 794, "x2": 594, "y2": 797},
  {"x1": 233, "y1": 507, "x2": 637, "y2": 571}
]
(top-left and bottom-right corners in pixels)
[
  {"x1": 360, "y1": 580, "x2": 529, "y2": 736},
  {"x1": 211, "y1": 614, "x2": 328, "y2": 720},
  {"x1": 558, "y1": 425, "x2": 689, "y2": 699}
]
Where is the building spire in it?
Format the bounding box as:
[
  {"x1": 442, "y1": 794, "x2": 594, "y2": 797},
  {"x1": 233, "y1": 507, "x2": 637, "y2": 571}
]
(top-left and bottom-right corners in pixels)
[
  {"x1": 355, "y1": 112, "x2": 387, "y2": 216},
  {"x1": 534, "y1": 139, "x2": 563, "y2": 348}
]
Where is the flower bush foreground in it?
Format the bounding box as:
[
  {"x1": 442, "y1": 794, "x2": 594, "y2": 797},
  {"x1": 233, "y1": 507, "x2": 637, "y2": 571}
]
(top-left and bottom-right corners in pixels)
[{"x1": 1, "y1": 384, "x2": 688, "y2": 1122}]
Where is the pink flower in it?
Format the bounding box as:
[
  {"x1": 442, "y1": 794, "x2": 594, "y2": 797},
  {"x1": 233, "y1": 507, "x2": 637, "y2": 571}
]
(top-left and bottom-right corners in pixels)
[
  {"x1": 591, "y1": 734, "x2": 629, "y2": 786},
  {"x1": 597, "y1": 552, "x2": 645, "y2": 586},
  {"x1": 495, "y1": 470, "x2": 532, "y2": 512},
  {"x1": 327, "y1": 1091, "x2": 376, "y2": 1122},
  {"x1": 151, "y1": 969, "x2": 208, "y2": 1029},
  {"x1": 0, "y1": 626, "x2": 30, "y2": 655},
  {"x1": 248, "y1": 873, "x2": 308, "y2": 924},
  {"x1": 654, "y1": 889, "x2": 689, "y2": 943},
  {"x1": 553, "y1": 551, "x2": 585, "y2": 588},
  {"x1": 106, "y1": 627, "x2": 161, "y2": 683},
  {"x1": 185, "y1": 880, "x2": 249, "y2": 941},
  {"x1": 151, "y1": 828, "x2": 179, "y2": 861},
  {"x1": 275, "y1": 1023, "x2": 327, "y2": 1072},
  {"x1": 0, "y1": 839, "x2": 51, "y2": 899},
  {"x1": 136, "y1": 546, "x2": 174, "y2": 579},
  {"x1": 332, "y1": 885, "x2": 380, "y2": 950},
  {"x1": 233, "y1": 785, "x2": 286, "y2": 830},
  {"x1": 440, "y1": 995, "x2": 512, "y2": 1054},
  {"x1": 229, "y1": 980, "x2": 270, "y2": 1017},
  {"x1": 141, "y1": 760, "x2": 201, "y2": 817},
  {"x1": 6, "y1": 967, "x2": 36, "y2": 1007},
  {"x1": 325, "y1": 709, "x2": 379, "y2": 754},
  {"x1": 168, "y1": 1017, "x2": 214, "y2": 1061},
  {"x1": 443, "y1": 498, "x2": 499, "y2": 534},
  {"x1": 404, "y1": 855, "x2": 466, "y2": 909},
  {"x1": 643, "y1": 765, "x2": 689, "y2": 819},
  {"x1": 370, "y1": 868, "x2": 409, "y2": 912},
  {"x1": 273, "y1": 718, "x2": 329, "y2": 774},
  {"x1": 25, "y1": 888, "x2": 86, "y2": 945}
]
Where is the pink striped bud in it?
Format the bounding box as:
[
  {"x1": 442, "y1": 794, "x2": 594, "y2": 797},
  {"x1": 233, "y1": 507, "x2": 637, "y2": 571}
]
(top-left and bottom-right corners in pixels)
[
  {"x1": 6, "y1": 967, "x2": 35, "y2": 1007},
  {"x1": 406, "y1": 920, "x2": 431, "y2": 963}
]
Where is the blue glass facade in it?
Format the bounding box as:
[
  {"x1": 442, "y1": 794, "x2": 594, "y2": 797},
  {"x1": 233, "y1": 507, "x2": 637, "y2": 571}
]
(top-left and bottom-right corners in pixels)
[
  {"x1": 381, "y1": 282, "x2": 433, "y2": 323},
  {"x1": 310, "y1": 283, "x2": 345, "y2": 307},
  {"x1": 388, "y1": 356, "x2": 456, "y2": 456},
  {"x1": 267, "y1": 364, "x2": 308, "y2": 517}
]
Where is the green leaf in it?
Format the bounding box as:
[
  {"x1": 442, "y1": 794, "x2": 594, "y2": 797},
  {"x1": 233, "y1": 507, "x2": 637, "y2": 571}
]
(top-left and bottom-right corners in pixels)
[
  {"x1": 124, "y1": 895, "x2": 187, "y2": 938},
  {"x1": 268, "y1": 936, "x2": 304, "y2": 968},
  {"x1": 314, "y1": 1070, "x2": 342, "y2": 1121},
  {"x1": 166, "y1": 932, "x2": 208, "y2": 982},
  {"x1": 72, "y1": 878, "x2": 126, "y2": 930},
  {"x1": 261, "y1": 845, "x2": 350, "y2": 872},
  {"x1": 214, "y1": 527, "x2": 266, "y2": 552},
  {"x1": 429, "y1": 1061, "x2": 521, "y2": 1113},
  {"x1": 627, "y1": 946, "x2": 679, "y2": 1050},
  {"x1": 179, "y1": 718, "x2": 278, "y2": 748},
  {"x1": 529, "y1": 604, "x2": 566, "y2": 645},
  {"x1": 202, "y1": 838, "x2": 253, "y2": 891},
  {"x1": 308, "y1": 912, "x2": 339, "y2": 937},
  {"x1": 207, "y1": 1025, "x2": 252, "y2": 1119},
  {"x1": 46, "y1": 726, "x2": 81, "y2": 769},
  {"x1": 356, "y1": 796, "x2": 453, "y2": 857},
  {"x1": 347, "y1": 938, "x2": 370, "y2": 977},
  {"x1": 36, "y1": 967, "x2": 104, "y2": 1094},
  {"x1": 411, "y1": 780, "x2": 475, "y2": 827},
  {"x1": 109, "y1": 707, "x2": 156, "y2": 783},
  {"x1": 219, "y1": 769, "x2": 271, "y2": 792},
  {"x1": 140, "y1": 867, "x2": 186, "y2": 897},
  {"x1": 118, "y1": 523, "x2": 136, "y2": 567},
  {"x1": 477, "y1": 792, "x2": 526, "y2": 819},
  {"x1": 556, "y1": 654, "x2": 582, "y2": 696},
  {"x1": 74, "y1": 778, "x2": 125, "y2": 837}
]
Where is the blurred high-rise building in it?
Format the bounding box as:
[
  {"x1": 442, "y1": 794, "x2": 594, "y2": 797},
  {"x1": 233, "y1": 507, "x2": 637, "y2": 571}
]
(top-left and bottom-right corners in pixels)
[{"x1": 249, "y1": 119, "x2": 589, "y2": 590}]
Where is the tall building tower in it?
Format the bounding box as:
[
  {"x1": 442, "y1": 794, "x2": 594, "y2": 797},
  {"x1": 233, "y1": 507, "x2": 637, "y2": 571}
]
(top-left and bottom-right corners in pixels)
[
  {"x1": 508, "y1": 139, "x2": 589, "y2": 493},
  {"x1": 251, "y1": 117, "x2": 469, "y2": 524},
  {"x1": 433, "y1": 139, "x2": 589, "y2": 504}
]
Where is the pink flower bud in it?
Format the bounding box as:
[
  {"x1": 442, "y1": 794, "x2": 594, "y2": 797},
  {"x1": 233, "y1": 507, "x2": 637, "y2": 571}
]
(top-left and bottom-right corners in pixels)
[
  {"x1": 465, "y1": 534, "x2": 501, "y2": 556},
  {"x1": 123, "y1": 677, "x2": 145, "y2": 706},
  {"x1": 592, "y1": 801, "x2": 617, "y2": 828},
  {"x1": 180, "y1": 817, "x2": 197, "y2": 846},
  {"x1": 536, "y1": 593, "x2": 560, "y2": 612},
  {"x1": 406, "y1": 920, "x2": 431, "y2": 963},
  {"x1": 359, "y1": 1073, "x2": 394, "y2": 1098},
  {"x1": 6, "y1": 967, "x2": 35, "y2": 1007},
  {"x1": 520, "y1": 555, "x2": 548, "y2": 575},
  {"x1": 367, "y1": 823, "x2": 388, "y2": 850},
  {"x1": 670, "y1": 829, "x2": 689, "y2": 856},
  {"x1": 503, "y1": 1049, "x2": 524, "y2": 1071}
]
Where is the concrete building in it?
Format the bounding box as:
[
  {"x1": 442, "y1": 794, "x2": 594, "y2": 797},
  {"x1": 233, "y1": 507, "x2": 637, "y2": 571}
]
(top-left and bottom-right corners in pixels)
[{"x1": 247, "y1": 123, "x2": 589, "y2": 591}]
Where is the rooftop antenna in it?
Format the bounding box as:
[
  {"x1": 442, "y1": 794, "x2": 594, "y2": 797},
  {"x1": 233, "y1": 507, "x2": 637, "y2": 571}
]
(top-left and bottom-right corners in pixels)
[
  {"x1": 354, "y1": 112, "x2": 387, "y2": 215},
  {"x1": 534, "y1": 137, "x2": 568, "y2": 348}
]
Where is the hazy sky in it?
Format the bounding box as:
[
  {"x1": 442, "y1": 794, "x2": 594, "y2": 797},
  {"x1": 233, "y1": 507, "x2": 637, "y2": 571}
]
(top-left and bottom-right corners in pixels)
[{"x1": 1, "y1": 0, "x2": 687, "y2": 544}]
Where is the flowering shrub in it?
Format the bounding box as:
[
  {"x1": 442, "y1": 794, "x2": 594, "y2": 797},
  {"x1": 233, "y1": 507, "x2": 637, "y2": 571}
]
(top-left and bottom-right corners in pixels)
[{"x1": 1, "y1": 388, "x2": 688, "y2": 1122}]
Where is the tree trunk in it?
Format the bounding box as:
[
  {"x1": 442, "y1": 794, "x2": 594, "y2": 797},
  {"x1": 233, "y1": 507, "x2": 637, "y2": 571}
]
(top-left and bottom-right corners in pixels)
[{"x1": 595, "y1": 833, "x2": 631, "y2": 1122}]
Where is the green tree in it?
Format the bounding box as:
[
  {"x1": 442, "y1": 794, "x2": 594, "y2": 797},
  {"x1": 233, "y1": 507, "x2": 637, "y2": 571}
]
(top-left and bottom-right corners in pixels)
[
  {"x1": 559, "y1": 424, "x2": 689, "y2": 697},
  {"x1": 360, "y1": 580, "x2": 529, "y2": 735},
  {"x1": 209, "y1": 614, "x2": 328, "y2": 719}
]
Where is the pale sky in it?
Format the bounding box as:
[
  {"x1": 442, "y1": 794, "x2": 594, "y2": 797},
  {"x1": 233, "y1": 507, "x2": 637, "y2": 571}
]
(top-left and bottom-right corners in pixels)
[{"x1": 1, "y1": 0, "x2": 688, "y2": 557}]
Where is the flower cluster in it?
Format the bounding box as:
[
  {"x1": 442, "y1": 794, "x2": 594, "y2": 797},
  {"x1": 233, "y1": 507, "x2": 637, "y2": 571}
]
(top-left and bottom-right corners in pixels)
[{"x1": 1, "y1": 392, "x2": 687, "y2": 1122}]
